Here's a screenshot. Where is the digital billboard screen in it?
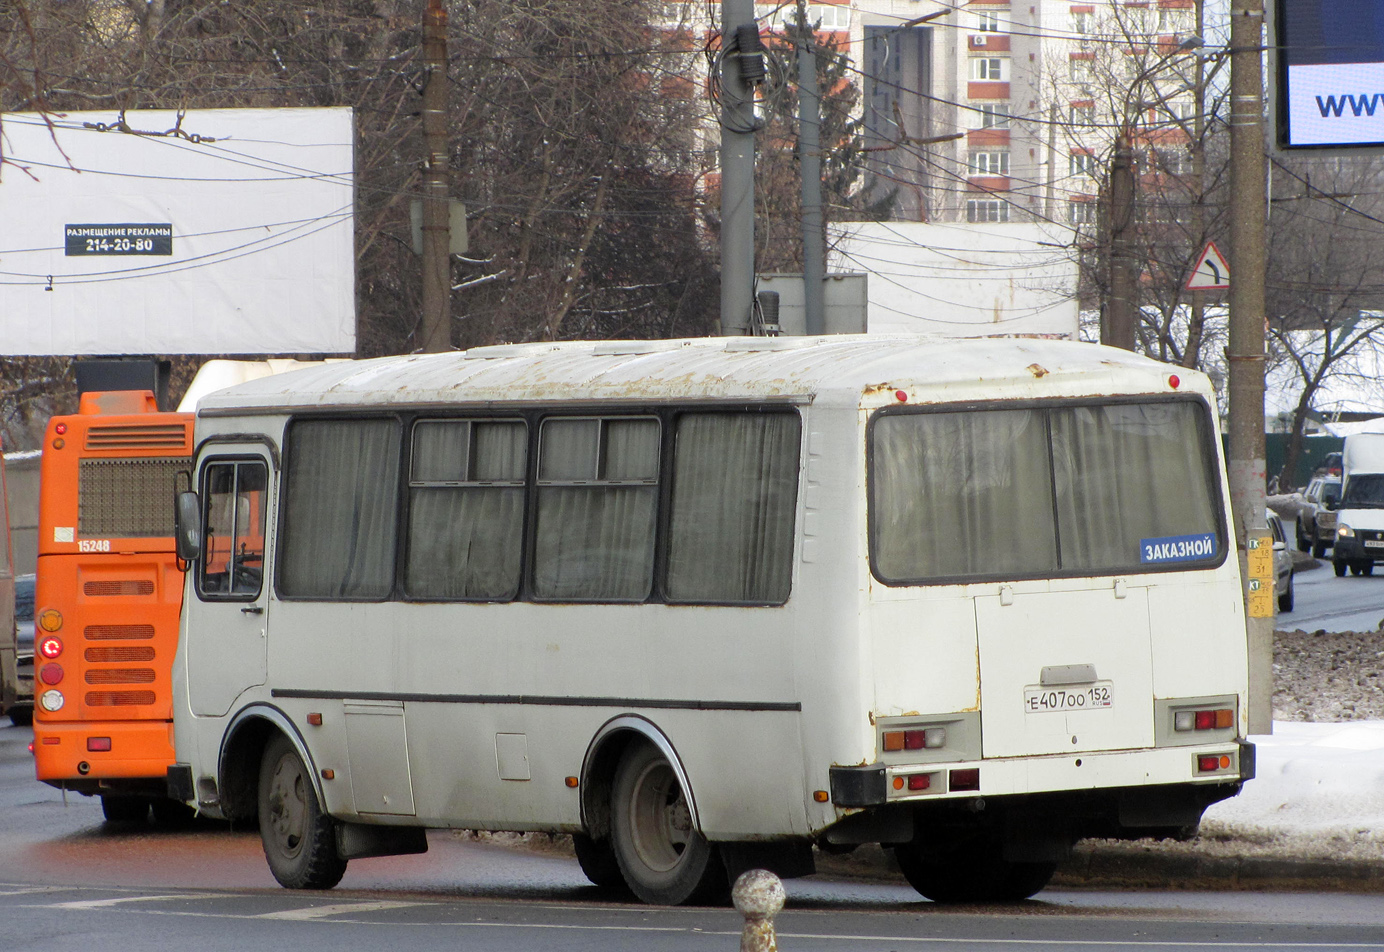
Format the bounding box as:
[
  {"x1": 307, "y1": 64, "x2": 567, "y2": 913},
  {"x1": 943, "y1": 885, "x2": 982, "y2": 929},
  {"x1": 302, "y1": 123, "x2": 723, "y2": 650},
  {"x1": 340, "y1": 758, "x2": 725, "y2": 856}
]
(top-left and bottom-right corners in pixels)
[{"x1": 1277, "y1": 0, "x2": 1384, "y2": 148}]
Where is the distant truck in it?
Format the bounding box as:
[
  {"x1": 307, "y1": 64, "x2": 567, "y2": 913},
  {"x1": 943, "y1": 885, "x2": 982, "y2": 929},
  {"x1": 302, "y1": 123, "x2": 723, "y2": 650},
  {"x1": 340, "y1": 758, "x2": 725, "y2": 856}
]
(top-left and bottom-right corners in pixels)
[{"x1": 1329, "y1": 433, "x2": 1384, "y2": 577}]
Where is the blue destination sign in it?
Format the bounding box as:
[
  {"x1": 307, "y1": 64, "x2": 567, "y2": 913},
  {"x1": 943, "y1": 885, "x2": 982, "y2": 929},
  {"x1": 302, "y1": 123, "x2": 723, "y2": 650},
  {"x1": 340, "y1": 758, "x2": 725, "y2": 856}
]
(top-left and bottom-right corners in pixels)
[
  {"x1": 1140, "y1": 532, "x2": 1217, "y2": 564},
  {"x1": 65, "y1": 223, "x2": 173, "y2": 256}
]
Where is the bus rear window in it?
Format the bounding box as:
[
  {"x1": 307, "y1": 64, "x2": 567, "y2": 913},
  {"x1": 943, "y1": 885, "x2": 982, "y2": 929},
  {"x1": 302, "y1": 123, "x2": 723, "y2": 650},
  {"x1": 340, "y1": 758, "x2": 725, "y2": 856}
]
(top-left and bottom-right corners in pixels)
[{"x1": 870, "y1": 400, "x2": 1223, "y2": 583}]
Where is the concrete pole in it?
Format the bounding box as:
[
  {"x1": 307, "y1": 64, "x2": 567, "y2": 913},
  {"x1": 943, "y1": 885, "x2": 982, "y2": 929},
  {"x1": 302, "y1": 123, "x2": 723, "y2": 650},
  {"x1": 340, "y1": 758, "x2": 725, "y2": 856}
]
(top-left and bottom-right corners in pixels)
[
  {"x1": 797, "y1": 0, "x2": 825, "y2": 335},
  {"x1": 419, "y1": 0, "x2": 452, "y2": 353},
  {"x1": 720, "y1": 0, "x2": 758, "y2": 336},
  {"x1": 1226, "y1": 0, "x2": 1273, "y2": 734},
  {"x1": 1104, "y1": 134, "x2": 1137, "y2": 351}
]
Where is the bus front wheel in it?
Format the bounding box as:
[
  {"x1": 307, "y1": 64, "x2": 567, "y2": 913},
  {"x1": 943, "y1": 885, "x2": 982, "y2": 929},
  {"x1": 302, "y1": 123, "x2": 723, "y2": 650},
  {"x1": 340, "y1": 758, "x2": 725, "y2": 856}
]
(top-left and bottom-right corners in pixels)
[
  {"x1": 610, "y1": 742, "x2": 725, "y2": 905},
  {"x1": 257, "y1": 735, "x2": 347, "y2": 890},
  {"x1": 893, "y1": 836, "x2": 1056, "y2": 903}
]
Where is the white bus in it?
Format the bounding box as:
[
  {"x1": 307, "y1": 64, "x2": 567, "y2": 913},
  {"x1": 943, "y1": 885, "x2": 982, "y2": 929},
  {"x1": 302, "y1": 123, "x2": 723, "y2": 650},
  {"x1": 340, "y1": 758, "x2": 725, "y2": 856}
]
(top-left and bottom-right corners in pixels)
[{"x1": 169, "y1": 335, "x2": 1253, "y2": 904}]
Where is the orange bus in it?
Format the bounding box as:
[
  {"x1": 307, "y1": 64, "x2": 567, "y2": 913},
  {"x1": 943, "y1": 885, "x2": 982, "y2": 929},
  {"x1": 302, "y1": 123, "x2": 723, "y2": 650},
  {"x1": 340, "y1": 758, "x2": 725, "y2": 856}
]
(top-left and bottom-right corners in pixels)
[{"x1": 31, "y1": 389, "x2": 194, "y2": 823}]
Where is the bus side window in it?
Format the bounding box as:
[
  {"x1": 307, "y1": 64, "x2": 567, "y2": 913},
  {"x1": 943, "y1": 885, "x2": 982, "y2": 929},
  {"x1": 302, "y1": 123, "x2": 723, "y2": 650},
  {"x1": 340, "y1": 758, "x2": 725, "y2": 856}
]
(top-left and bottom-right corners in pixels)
[
  {"x1": 198, "y1": 461, "x2": 267, "y2": 600},
  {"x1": 534, "y1": 417, "x2": 660, "y2": 601}
]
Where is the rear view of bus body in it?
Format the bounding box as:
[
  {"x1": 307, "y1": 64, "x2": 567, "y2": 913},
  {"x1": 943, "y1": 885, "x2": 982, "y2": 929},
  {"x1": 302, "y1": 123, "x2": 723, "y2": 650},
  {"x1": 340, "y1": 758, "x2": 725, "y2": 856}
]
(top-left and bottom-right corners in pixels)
[
  {"x1": 32, "y1": 390, "x2": 192, "y2": 822},
  {"x1": 169, "y1": 337, "x2": 1251, "y2": 903}
]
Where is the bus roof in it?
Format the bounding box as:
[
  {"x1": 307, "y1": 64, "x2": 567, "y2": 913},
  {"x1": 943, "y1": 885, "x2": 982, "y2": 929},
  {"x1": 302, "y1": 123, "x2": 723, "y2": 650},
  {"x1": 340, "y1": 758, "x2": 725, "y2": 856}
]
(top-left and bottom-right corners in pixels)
[{"x1": 192, "y1": 335, "x2": 1209, "y2": 415}]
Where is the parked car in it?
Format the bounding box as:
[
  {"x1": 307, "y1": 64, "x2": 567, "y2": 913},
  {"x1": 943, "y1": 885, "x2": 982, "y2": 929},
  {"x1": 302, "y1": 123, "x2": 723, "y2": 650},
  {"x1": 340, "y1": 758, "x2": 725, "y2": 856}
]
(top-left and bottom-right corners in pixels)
[
  {"x1": 1267, "y1": 510, "x2": 1295, "y2": 612},
  {"x1": 1296, "y1": 474, "x2": 1342, "y2": 558},
  {"x1": 10, "y1": 573, "x2": 33, "y2": 726}
]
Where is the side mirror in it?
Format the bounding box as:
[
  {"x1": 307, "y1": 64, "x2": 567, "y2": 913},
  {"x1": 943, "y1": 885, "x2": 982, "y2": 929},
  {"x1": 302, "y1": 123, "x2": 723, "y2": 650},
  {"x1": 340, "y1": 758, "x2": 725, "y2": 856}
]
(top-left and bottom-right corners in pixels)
[{"x1": 175, "y1": 491, "x2": 202, "y2": 562}]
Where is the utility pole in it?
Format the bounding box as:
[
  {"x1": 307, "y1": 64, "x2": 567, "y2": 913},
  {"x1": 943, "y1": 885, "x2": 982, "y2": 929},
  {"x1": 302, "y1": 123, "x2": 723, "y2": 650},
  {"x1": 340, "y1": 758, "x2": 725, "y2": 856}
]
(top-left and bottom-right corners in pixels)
[
  {"x1": 1104, "y1": 134, "x2": 1137, "y2": 350},
  {"x1": 796, "y1": 0, "x2": 825, "y2": 335},
  {"x1": 419, "y1": 0, "x2": 451, "y2": 353},
  {"x1": 720, "y1": 0, "x2": 758, "y2": 335},
  {"x1": 1183, "y1": 0, "x2": 1208, "y2": 369},
  {"x1": 1227, "y1": 0, "x2": 1272, "y2": 734}
]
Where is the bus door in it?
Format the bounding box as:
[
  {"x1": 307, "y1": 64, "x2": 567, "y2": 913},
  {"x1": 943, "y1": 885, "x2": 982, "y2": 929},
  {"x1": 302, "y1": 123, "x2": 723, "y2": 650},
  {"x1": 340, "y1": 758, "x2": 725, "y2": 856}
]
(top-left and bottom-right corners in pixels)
[{"x1": 187, "y1": 450, "x2": 272, "y2": 717}]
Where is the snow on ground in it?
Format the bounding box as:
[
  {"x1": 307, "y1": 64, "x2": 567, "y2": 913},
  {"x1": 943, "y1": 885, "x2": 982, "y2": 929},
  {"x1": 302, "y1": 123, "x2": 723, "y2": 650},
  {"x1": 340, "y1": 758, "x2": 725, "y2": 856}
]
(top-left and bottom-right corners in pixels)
[{"x1": 1197, "y1": 721, "x2": 1384, "y2": 861}]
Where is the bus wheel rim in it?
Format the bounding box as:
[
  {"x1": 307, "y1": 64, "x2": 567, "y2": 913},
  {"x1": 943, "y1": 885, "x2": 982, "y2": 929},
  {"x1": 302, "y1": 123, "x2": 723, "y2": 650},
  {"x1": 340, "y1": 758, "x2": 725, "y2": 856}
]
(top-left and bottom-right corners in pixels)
[
  {"x1": 267, "y1": 753, "x2": 308, "y2": 858},
  {"x1": 628, "y1": 761, "x2": 691, "y2": 873}
]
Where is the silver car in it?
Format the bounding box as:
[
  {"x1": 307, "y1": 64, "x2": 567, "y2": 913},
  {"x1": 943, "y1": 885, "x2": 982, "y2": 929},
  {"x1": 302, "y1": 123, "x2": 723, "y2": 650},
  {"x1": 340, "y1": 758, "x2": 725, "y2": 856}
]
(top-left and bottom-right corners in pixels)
[{"x1": 1267, "y1": 511, "x2": 1295, "y2": 613}]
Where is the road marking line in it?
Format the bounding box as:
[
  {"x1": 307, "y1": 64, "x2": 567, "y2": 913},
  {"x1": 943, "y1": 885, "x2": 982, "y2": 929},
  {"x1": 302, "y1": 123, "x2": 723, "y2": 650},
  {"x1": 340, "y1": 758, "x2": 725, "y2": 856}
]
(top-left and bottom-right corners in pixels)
[
  {"x1": 50, "y1": 896, "x2": 202, "y2": 913},
  {"x1": 0, "y1": 886, "x2": 73, "y2": 898},
  {"x1": 255, "y1": 901, "x2": 422, "y2": 920}
]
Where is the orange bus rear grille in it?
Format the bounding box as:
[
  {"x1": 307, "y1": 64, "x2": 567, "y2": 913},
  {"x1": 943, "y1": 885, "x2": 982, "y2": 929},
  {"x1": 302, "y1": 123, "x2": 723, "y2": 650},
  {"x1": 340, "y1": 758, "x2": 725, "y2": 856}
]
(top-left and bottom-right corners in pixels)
[
  {"x1": 83, "y1": 580, "x2": 155, "y2": 596},
  {"x1": 85, "y1": 691, "x2": 157, "y2": 706},
  {"x1": 85, "y1": 668, "x2": 156, "y2": 684},
  {"x1": 85, "y1": 646, "x2": 156, "y2": 662},
  {"x1": 85, "y1": 624, "x2": 155, "y2": 640},
  {"x1": 78, "y1": 456, "x2": 193, "y2": 538},
  {"x1": 85, "y1": 424, "x2": 189, "y2": 450}
]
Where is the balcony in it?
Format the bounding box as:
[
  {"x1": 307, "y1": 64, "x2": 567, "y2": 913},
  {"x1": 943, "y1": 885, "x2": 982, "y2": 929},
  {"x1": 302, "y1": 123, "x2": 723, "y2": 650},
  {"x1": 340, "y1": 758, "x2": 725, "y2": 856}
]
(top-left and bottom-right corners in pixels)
[
  {"x1": 968, "y1": 82, "x2": 1010, "y2": 100},
  {"x1": 968, "y1": 128, "x2": 1011, "y2": 146}
]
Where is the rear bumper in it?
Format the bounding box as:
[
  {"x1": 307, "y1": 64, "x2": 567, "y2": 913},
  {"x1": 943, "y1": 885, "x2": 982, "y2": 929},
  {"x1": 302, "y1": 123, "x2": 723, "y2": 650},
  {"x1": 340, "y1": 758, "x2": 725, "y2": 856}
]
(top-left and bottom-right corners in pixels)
[
  {"x1": 831, "y1": 739, "x2": 1254, "y2": 808},
  {"x1": 32, "y1": 719, "x2": 176, "y2": 783}
]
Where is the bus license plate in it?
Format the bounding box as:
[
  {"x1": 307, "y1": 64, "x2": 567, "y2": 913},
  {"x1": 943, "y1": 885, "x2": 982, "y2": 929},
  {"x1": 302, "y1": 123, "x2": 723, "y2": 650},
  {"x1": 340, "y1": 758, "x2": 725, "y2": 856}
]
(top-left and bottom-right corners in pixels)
[
  {"x1": 1365, "y1": 540, "x2": 1384, "y2": 548},
  {"x1": 1023, "y1": 682, "x2": 1114, "y2": 713}
]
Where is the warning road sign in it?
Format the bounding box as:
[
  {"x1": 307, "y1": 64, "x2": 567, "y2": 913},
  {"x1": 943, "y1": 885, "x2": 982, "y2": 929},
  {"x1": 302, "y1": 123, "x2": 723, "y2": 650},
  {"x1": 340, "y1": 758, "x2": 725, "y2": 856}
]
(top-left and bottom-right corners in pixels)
[{"x1": 1186, "y1": 241, "x2": 1230, "y2": 290}]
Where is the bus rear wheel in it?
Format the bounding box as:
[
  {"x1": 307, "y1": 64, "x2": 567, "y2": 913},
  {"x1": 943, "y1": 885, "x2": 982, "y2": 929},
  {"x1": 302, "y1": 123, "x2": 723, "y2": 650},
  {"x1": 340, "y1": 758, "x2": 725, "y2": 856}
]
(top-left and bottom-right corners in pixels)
[
  {"x1": 893, "y1": 836, "x2": 1056, "y2": 903},
  {"x1": 258, "y1": 735, "x2": 346, "y2": 890},
  {"x1": 573, "y1": 833, "x2": 626, "y2": 890},
  {"x1": 610, "y1": 742, "x2": 724, "y2": 905}
]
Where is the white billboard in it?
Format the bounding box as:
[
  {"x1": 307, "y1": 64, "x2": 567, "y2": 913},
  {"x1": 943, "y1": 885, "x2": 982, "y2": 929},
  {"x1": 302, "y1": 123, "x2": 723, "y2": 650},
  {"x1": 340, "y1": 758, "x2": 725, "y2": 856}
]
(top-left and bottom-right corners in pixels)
[
  {"x1": 828, "y1": 221, "x2": 1079, "y2": 338},
  {"x1": 0, "y1": 108, "x2": 355, "y2": 355}
]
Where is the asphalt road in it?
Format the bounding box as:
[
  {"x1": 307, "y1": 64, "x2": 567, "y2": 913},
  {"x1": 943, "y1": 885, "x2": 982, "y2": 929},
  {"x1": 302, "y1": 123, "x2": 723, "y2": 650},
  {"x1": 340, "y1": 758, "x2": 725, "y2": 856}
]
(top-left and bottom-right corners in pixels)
[
  {"x1": 6, "y1": 714, "x2": 1384, "y2": 949},
  {"x1": 1279, "y1": 559, "x2": 1384, "y2": 632}
]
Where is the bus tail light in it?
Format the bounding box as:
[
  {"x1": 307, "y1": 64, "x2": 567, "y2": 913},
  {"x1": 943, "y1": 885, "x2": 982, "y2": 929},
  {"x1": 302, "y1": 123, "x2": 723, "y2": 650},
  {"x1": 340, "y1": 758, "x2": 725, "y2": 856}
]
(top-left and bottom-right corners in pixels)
[
  {"x1": 38, "y1": 609, "x2": 63, "y2": 632},
  {"x1": 949, "y1": 768, "x2": 980, "y2": 792},
  {"x1": 39, "y1": 664, "x2": 64, "y2": 685},
  {"x1": 87, "y1": 737, "x2": 112, "y2": 752},
  {"x1": 1197, "y1": 754, "x2": 1233, "y2": 773},
  {"x1": 39, "y1": 636, "x2": 63, "y2": 659},
  {"x1": 1175, "y1": 708, "x2": 1234, "y2": 732},
  {"x1": 40, "y1": 690, "x2": 64, "y2": 712},
  {"x1": 907, "y1": 774, "x2": 930, "y2": 791},
  {"x1": 884, "y1": 727, "x2": 948, "y2": 752}
]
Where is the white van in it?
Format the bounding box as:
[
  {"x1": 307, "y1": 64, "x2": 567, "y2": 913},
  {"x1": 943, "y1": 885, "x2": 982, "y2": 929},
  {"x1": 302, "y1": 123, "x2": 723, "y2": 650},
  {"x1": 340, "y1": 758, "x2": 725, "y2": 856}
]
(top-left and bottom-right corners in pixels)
[{"x1": 1330, "y1": 433, "x2": 1384, "y2": 577}]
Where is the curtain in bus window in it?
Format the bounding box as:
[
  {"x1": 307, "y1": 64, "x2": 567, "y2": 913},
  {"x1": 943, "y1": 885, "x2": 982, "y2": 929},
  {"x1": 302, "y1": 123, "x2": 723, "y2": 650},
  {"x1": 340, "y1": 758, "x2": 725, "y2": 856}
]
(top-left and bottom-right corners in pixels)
[
  {"x1": 666, "y1": 413, "x2": 800, "y2": 603},
  {"x1": 534, "y1": 418, "x2": 658, "y2": 600},
  {"x1": 872, "y1": 410, "x2": 1057, "y2": 579},
  {"x1": 280, "y1": 419, "x2": 400, "y2": 599},
  {"x1": 406, "y1": 421, "x2": 526, "y2": 599},
  {"x1": 1050, "y1": 402, "x2": 1218, "y2": 570}
]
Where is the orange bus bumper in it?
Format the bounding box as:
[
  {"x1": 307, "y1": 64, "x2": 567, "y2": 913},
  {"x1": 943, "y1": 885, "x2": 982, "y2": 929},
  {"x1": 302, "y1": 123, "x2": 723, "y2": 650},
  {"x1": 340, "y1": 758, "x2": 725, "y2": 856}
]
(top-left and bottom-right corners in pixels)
[{"x1": 32, "y1": 719, "x2": 175, "y2": 783}]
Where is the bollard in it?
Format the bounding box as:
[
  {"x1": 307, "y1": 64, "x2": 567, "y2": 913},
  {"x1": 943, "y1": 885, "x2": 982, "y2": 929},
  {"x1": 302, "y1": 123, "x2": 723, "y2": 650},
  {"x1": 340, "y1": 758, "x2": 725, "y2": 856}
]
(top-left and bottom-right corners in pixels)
[{"x1": 732, "y1": 868, "x2": 785, "y2": 952}]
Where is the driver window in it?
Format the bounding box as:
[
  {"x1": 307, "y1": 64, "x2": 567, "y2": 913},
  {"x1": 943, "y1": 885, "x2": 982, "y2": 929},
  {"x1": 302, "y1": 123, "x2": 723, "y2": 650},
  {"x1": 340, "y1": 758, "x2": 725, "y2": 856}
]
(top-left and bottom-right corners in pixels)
[{"x1": 199, "y1": 460, "x2": 268, "y2": 600}]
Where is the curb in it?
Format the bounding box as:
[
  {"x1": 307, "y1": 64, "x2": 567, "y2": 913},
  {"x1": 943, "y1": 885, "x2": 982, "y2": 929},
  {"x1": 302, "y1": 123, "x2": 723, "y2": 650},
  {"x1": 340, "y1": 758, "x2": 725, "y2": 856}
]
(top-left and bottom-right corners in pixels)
[{"x1": 1053, "y1": 844, "x2": 1384, "y2": 891}]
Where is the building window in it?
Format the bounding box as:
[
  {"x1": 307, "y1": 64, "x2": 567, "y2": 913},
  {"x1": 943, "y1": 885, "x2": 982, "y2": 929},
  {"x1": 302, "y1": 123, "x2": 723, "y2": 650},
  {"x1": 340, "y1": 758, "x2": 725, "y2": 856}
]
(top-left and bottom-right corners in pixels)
[
  {"x1": 977, "y1": 10, "x2": 1002, "y2": 31},
  {"x1": 1069, "y1": 58, "x2": 1093, "y2": 84},
  {"x1": 1069, "y1": 152, "x2": 1096, "y2": 177},
  {"x1": 755, "y1": 2, "x2": 851, "y2": 31},
  {"x1": 966, "y1": 199, "x2": 1010, "y2": 222},
  {"x1": 970, "y1": 151, "x2": 1011, "y2": 175},
  {"x1": 1068, "y1": 200, "x2": 1096, "y2": 224},
  {"x1": 978, "y1": 104, "x2": 1012, "y2": 127},
  {"x1": 970, "y1": 57, "x2": 1008, "y2": 81},
  {"x1": 1072, "y1": 10, "x2": 1093, "y2": 33},
  {"x1": 1156, "y1": 146, "x2": 1193, "y2": 175},
  {"x1": 1070, "y1": 102, "x2": 1095, "y2": 125},
  {"x1": 1157, "y1": 7, "x2": 1192, "y2": 33}
]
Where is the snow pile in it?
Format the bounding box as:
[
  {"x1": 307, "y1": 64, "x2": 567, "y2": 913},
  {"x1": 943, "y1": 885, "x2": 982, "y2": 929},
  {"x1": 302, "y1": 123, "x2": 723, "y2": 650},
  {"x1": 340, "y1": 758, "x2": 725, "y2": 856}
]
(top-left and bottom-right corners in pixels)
[{"x1": 1197, "y1": 721, "x2": 1384, "y2": 862}]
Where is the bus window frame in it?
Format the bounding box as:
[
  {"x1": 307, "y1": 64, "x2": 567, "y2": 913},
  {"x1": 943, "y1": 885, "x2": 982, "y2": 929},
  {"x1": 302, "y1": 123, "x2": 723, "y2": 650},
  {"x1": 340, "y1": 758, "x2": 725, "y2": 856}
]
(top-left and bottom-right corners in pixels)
[
  {"x1": 271, "y1": 404, "x2": 804, "y2": 609},
  {"x1": 195, "y1": 455, "x2": 271, "y2": 603},
  {"x1": 865, "y1": 393, "x2": 1229, "y2": 588}
]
